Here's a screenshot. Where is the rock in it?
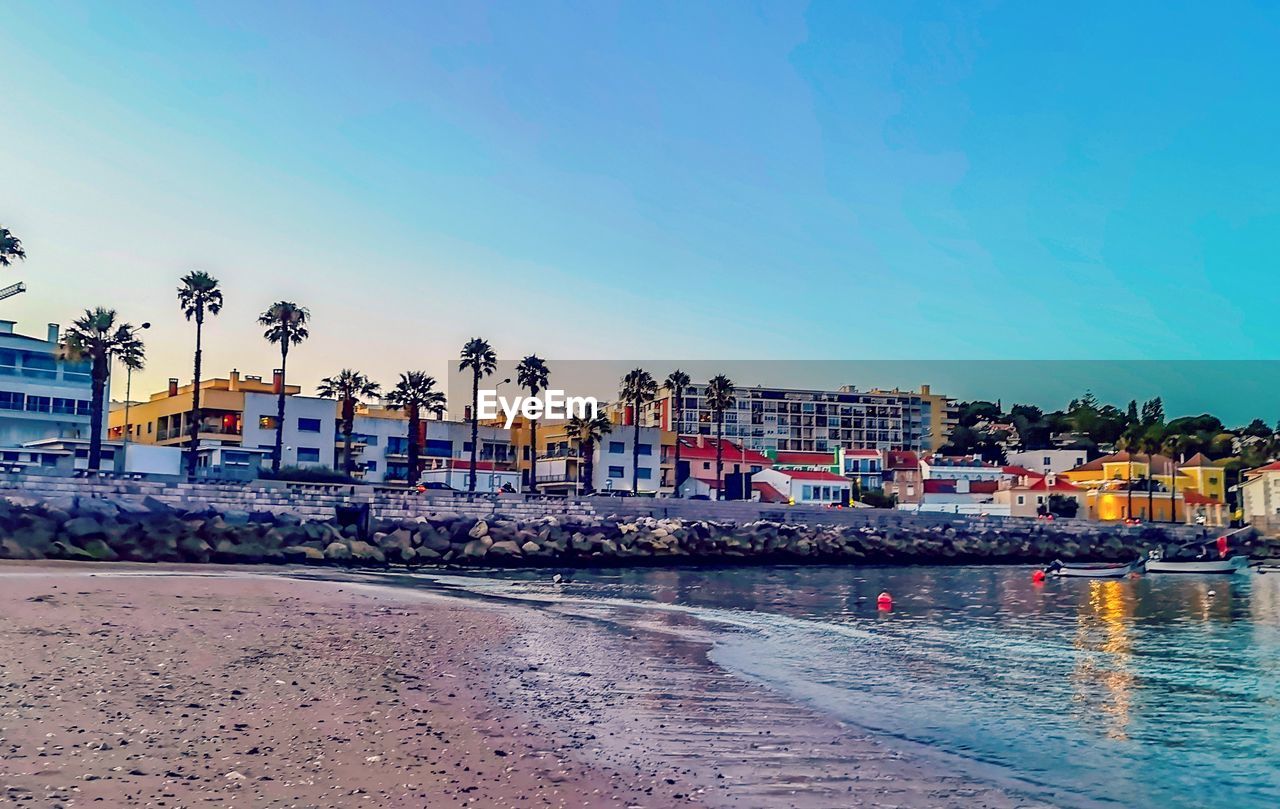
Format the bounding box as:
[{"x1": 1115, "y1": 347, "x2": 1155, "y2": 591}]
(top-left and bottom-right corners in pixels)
[
  {"x1": 519, "y1": 540, "x2": 541, "y2": 555},
  {"x1": 75, "y1": 498, "x2": 118, "y2": 519},
  {"x1": 461, "y1": 539, "x2": 490, "y2": 558},
  {"x1": 323, "y1": 541, "x2": 352, "y2": 561},
  {"x1": 219, "y1": 509, "x2": 251, "y2": 526},
  {"x1": 63, "y1": 516, "x2": 105, "y2": 540},
  {"x1": 348, "y1": 540, "x2": 386, "y2": 565},
  {"x1": 488, "y1": 540, "x2": 523, "y2": 558},
  {"x1": 78, "y1": 539, "x2": 119, "y2": 562},
  {"x1": 282, "y1": 545, "x2": 324, "y2": 563},
  {"x1": 419, "y1": 528, "x2": 452, "y2": 553},
  {"x1": 178, "y1": 536, "x2": 212, "y2": 563},
  {"x1": 468, "y1": 520, "x2": 489, "y2": 539}
]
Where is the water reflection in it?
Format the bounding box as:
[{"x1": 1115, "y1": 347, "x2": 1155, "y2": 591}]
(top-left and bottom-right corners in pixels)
[{"x1": 1071, "y1": 581, "x2": 1134, "y2": 740}]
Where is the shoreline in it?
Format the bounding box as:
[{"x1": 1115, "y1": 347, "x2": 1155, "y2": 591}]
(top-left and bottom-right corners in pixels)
[{"x1": 2, "y1": 560, "x2": 1046, "y2": 807}]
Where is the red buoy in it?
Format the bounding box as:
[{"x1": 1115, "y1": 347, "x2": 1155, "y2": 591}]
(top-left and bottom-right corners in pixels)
[
  {"x1": 877, "y1": 591, "x2": 893, "y2": 610},
  {"x1": 1032, "y1": 569, "x2": 1046, "y2": 583}
]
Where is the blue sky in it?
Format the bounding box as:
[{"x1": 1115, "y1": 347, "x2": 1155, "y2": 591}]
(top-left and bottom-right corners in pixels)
[{"x1": 2, "y1": 1, "x2": 1278, "y2": 414}]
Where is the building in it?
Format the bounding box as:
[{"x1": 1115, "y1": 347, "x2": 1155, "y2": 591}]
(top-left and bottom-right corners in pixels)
[
  {"x1": 345, "y1": 404, "x2": 411, "y2": 483},
  {"x1": 0, "y1": 320, "x2": 102, "y2": 448},
  {"x1": 648, "y1": 381, "x2": 954, "y2": 454},
  {"x1": 528, "y1": 418, "x2": 665, "y2": 496},
  {"x1": 753, "y1": 468, "x2": 852, "y2": 506},
  {"x1": 1241, "y1": 461, "x2": 1280, "y2": 536},
  {"x1": 841, "y1": 448, "x2": 883, "y2": 492},
  {"x1": 994, "y1": 473, "x2": 1087, "y2": 519},
  {"x1": 882, "y1": 450, "x2": 921, "y2": 504},
  {"x1": 1062, "y1": 450, "x2": 1228, "y2": 524},
  {"x1": 241, "y1": 390, "x2": 336, "y2": 469},
  {"x1": 674, "y1": 436, "x2": 772, "y2": 498},
  {"x1": 1006, "y1": 449, "x2": 1090, "y2": 476},
  {"x1": 420, "y1": 460, "x2": 521, "y2": 493}
]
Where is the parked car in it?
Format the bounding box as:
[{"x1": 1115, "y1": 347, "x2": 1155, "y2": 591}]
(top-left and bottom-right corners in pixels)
[{"x1": 416, "y1": 482, "x2": 458, "y2": 492}]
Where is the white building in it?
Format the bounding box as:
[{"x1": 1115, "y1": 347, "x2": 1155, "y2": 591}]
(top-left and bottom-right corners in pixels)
[
  {"x1": 0, "y1": 320, "x2": 102, "y2": 448},
  {"x1": 753, "y1": 468, "x2": 852, "y2": 506},
  {"x1": 241, "y1": 391, "x2": 336, "y2": 469},
  {"x1": 1242, "y1": 461, "x2": 1280, "y2": 535},
  {"x1": 1006, "y1": 449, "x2": 1090, "y2": 476},
  {"x1": 592, "y1": 426, "x2": 663, "y2": 494}
]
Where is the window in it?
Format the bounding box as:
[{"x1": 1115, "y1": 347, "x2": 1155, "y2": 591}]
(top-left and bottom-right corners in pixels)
[
  {"x1": 0, "y1": 391, "x2": 25, "y2": 411},
  {"x1": 296, "y1": 447, "x2": 321, "y2": 463},
  {"x1": 298, "y1": 418, "x2": 322, "y2": 433},
  {"x1": 1017, "y1": 495, "x2": 1025, "y2": 505},
  {"x1": 424, "y1": 438, "x2": 452, "y2": 457},
  {"x1": 25, "y1": 395, "x2": 51, "y2": 413},
  {"x1": 609, "y1": 441, "x2": 625, "y2": 454},
  {"x1": 20, "y1": 352, "x2": 57, "y2": 379},
  {"x1": 365, "y1": 461, "x2": 378, "y2": 472},
  {"x1": 76, "y1": 401, "x2": 91, "y2": 416},
  {"x1": 608, "y1": 465, "x2": 625, "y2": 479},
  {"x1": 258, "y1": 415, "x2": 278, "y2": 430},
  {"x1": 637, "y1": 467, "x2": 651, "y2": 479},
  {"x1": 703, "y1": 462, "x2": 710, "y2": 470},
  {"x1": 803, "y1": 485, "x2": 813, "y2": 499},
  {"x1": 636, "y1": 443, "x2": 652, "y2": 456},
  {"x1": 0, "y1": 350, "x2": 16, "y2": 375},
  {"x1": 1043, "y1": 456, "x2": 1052, "y2": 466}
]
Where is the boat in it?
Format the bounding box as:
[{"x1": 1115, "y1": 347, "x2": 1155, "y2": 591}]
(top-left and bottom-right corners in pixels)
[
  {"x1": 1144, "y1": 553, "x2": 1250, "y2": 574},
  {"x1": 1045, "y1": 559, "x2": 1141, "y2": 579}
]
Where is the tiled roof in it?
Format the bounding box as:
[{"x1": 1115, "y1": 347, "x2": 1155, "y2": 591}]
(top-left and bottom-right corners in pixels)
[
  {"x1": 843, "y1": 449, "x2": 881, "y2": 457},
  {"x1": 1179, "y1": 452, "x2": 1213, "y2": 468},
  {"x1": 886, "y1": 450, "x2": 919, "y2": 470},
  {"x1": 1023, "y1": 477, "x2": 1081, "y2": 492},
  {"x1": 773, "y1": 450, "x2": 836, "y2": 466},
  {"x1": 753, "y1": 482, "x2": 789, "y2": 503},
  {"x1": 779, "y1": 470, "x2": 849, "y2": 483},
  {"x1": 1069, "y1": 451, "x2": 1177, "y2": 475},
  {"x1": 676, "y1": 438, "x2": 772, "y2": 465},
  {"x1": 1246, "y1": 460, "x2": 1280, "y2": 476},
  {"x1": 1003, "y1": 465, "x2": 1043, "y2": 478},
  {"x1": 1182, "y1": 489, "x2": 1222, "y2": 505}
]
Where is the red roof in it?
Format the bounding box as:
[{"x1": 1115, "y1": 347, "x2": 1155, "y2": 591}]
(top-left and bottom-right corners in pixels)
[
  {"x1": 886, "y1": 450, "x2": 919, "y2": 470},
  {"x1": 753, "y1": 482, "x2": 789, "y2": 503},
  {"x1": 1247, "y1": 461, "x2": 1280, "y2": 477},
  {"x1": 1003, "y1": 465, "x2": 1042, "y2": 478},
  {"x1": 1182, "y1": 489, "x2": 1222, "y2": 505},
  {"x1": 779, "y1": 469, "x2": 849, "y2": 483},
  {"x1": 676, "y1": 438, "x2": 772, "y2": 466},
  {"x1": 844, "y1": 449, "x2": 881, "y2": 458},
  {"x1": 1023, "y1": 477, "x2": 1081, "y2": 492},
  {"x1": 773, "y1": 450, "x2": 836, "y2": 466}
]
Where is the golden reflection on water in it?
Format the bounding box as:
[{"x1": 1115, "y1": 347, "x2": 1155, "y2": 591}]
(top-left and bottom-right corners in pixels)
[{"x1": 1072, "y1": 580, "x2": 1135, "y2": 740}]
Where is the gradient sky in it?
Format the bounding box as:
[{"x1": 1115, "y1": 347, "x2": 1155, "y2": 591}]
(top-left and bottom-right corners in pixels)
[{"x1": 3, "y1": 1, "x2": 1278, "y2": 416}]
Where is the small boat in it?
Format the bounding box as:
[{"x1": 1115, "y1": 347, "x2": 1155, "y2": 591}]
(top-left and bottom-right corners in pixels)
[
  {"x1": 1145, "y1": 554, "x2": 1250, "y2": 574},
  {"x1": 1045, "y1": 559, "x2": 1140, "y2": 579}
]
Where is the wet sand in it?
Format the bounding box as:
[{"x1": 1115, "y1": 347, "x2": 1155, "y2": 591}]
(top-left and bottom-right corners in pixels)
[{"x1": 1, "y1": 562, "x2": 1044, "y2": 807}]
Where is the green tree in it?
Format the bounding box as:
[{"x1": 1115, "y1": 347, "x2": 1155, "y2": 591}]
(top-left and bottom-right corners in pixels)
[
  {"x1": 1126, "y1": 400, "x2": 1139, "y2": 426},
  {"x1": 620, "y1": 368, "x2": 657, "y2": 495},
  {"x1": 1242, "y1": 418, "x2": 1272, "y2": 438},
  {"x1": 516, "y1": 355, "x2": 550, "y2": 493},
  {"x1": 705, "y1": 374, "x2": 735, "y2": 498},
  {"x1": 0, "y1": 226, "x2": 25, "y2": 267},
  {"x1": 177, "y1": 271, "x2": 223, "y2": 478},
  {"x1": 257, "y1": 302, "x2": 310, "y2": 474},
  {"x1": 318, "y1": 370, "x2": 381, "y2": 476},
  {"x1": 1141, "y1": 397, "x2": 1165, "y2": 426},
  {"x1": 385, "y1": 372, "x2": 446, "y2": 484},
  {"x1": 458, "y1": 338, "x2": 496, "y2": 492},
  {"x1": 664, "y1": 369, "x2": 691, "y2": 495},
  {"x1": 565, "y1": 412, "x2": 613, "y2": 495},
  {"x1": 1139, "y1": 425, "x2": 1165, "y2": 521},
  {"x1": 59, "y1": 308, "x2": 146, "y2": 470}
]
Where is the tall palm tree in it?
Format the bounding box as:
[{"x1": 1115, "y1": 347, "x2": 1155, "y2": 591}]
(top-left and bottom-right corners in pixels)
[
  {"x1": 258, "y1": 302, "x2": 310, "y2": 473},
  {"x1": 318, "y1": 370, "x2": 381, "y2": 476},
  {"x1": 1117, "y1": 431, "x2": 1140, "y2": 520},
  {"x1": 177, "y1": 271, "x2": 223, "y2": 478},
  {"x1": 59, "y1": 308, "x2": 146, "y2": 470},
  {"x1": 1163, "y1": 433, "x2": 1196, "y2": 524},
  {"x1": 1139, "y1": 430, "x2": 1164, "y2": 522},
  {"x1": 0, "y1": 226, "x2": 25, "y2": 267},
  {"x1": 458, "y1": 338, "x2": 496, "y2": 492},
  {"x1": 385, "y1": 372, "x2": 446, "y2": 484},
  {"x1": 665, "y1": 369, "x2": 690, "y2": 496},
  {"x1": 516, "y1": 355, "x2": 550, "y2": 493},
  {"x1": 566, "y1": 412, "x2": 613, "y2": 495},
  {"x1": 706, "y1": 374, "x2": 735, "y2": 499},
  {"x1": 620, "y1": 368, "x2": 657, "y2": 495}
]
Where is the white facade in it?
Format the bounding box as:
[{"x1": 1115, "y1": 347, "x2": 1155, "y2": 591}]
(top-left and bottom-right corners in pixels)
[
  {"x1": 919, "y1": 457, "x2": 1009, "y2": 482},
  {"x1": 241, "y1": 391, "x2": 336, "y2": 469},
  {"x1": 348, "y1": 410, "x2": 410, "y2": 483},
  {"x1": 419, "y1": 465, "x2": 520, "y2": 493},
  {"x1": 1242, "y1": 467, "x2": 1280, "y2": 522},
  {"x1": 594, "y1": 426, "x2": 663, "y2": 494},
  {"x1": 754, "y1": 468, "x2": 851, "y2": 505},
  {"x1": 1006, "y1": 449, "x2": 1089, "y2": 476},
  {"x1": 0, "y1": 321, "x2": 103, "y2": 448}
]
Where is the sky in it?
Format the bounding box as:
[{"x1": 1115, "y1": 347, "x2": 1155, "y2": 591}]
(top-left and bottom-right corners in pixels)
[{"x1": 2, "y1": 1, "x2": 1278, "y2": 420}]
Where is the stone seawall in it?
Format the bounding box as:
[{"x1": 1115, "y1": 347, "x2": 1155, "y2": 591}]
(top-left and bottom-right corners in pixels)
[{"x1": 0, "y1": 477, "x2": 1271, "y2": 568}]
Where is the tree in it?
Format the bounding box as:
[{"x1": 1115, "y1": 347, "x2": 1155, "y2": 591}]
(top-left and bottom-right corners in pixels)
[
  {"x1": 565, "y1": 412, "x2": 613, "y2": 495},
  {"x1": 620, "y1": 368, "x2": 657, "y2": 495},
  {"x1": 385, "y1": 372, "x2": 446, "y2": 484},
  {"x1": 1117, "y1": 430, "x2": 1142, "y2": 519},
  {"x1": 705, "y1": 374, "x2": 735, "y2": 498},
  {"x1": 177, "y1": 271, "x2": 223, "y2": 478},
  {"x1": 1139, "y1": 426, "x2": 1165, "y2": 521},
  {"x1": 1141, "y1": 397, "x2": 1165, "y2": 426},
  {"x1": 1126, "y1": 400, "x2": 1139, "y2": 426},
  {"x1": 958, "y1": 401, "x2": 1002, "y2": 428},
  {"x1": 664, "y1": 369, "x2": 691, "y2": 496},
  {"x1": 1242, "y1": 418, "x2": 1272, "y2": 438},
  {"x1": 458, "y1": 338, "x2": 496, "y2": 492},
  {"x1": 0, "y1": 226, "x2": 25, "y2": 267},
  {"x1": 257, "y1": 302, "x2": 310, "y2": 473},
  {"x1": 1164, "y1": 433, "x2": 1197, "y2": 524},
  {"x1": 59, "y1": 308, "x2": 146, "y2": 470},
  {"x1": 318, "y1": 370, "x2": 381, "y2": 476},
  {"x1": 516, "y1": 355, "x2": 550, "y2": 493}
]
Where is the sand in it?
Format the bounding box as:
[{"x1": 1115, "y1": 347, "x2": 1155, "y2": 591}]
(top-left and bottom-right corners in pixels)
[{"x1": 0, "y1": 563, "x2": 1046, "y2": 808}]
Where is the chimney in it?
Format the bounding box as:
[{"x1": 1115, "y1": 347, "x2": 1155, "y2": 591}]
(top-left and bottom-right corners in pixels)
[
  {"x1": 272, "y1": 369, "x2": 283, "y2": 394},
  {"x1": 168, "y1": 378, "x2": 179, "y2": 397},
  {"x1": 464, "y1": 405, "x2": 472, "y2": 422},
  {"x1": 920, "y1": 384, "x2": 931, "y2": 396},
  {"x1": 229, "y1": 369, "x2": 240, "y2": 391},
  {"x1": 47, "y1": 324, "x2": 59, "y2": 344}
]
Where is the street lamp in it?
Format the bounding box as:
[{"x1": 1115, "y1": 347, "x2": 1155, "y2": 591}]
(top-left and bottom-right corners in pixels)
[{"x1": 121, "y1": 322, "x2": 151, "y2": 448}]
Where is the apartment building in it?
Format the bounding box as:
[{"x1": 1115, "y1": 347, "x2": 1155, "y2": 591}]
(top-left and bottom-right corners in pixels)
[{"x1": 0, "y1": 320, "x2": 101, "y2": 447}]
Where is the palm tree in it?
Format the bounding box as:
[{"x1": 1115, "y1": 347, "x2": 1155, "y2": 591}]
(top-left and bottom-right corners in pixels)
[
  {"x1": 257, "y1": 302, "x2": 310, "y2": 473},
  {"x1": 177, "y1": 271, "x2": 223, "y2": 478},
  {"x1": 318, "y1": 370, "x2": 381, "y2": 476},
  {"x1": 0, "y1": 226, "x2": 25, "y2": 267},
  {"x1": 565, "y1": 412, "x2": 613, "y2": 495},
  {"x1": 706, "y1": 374, "x2": 735, "y2": 499},
  {"x1": 1163, "y1": 433, "x2": 1196, "y2": 524},
  {"x1": 385, "y1": 372, "x2": 446, "y2": 484},
  {"x1": 59, "y1": 308, "x2": 146, "y2": 470},
  {"x1": 620, "y1": 368, "x2": 657, "y2": 495},
  {"x1": 1117, "y1": 431, "x2": 1141, "y2": 520},
  {"x1": 1139, "y1": 429, "x2": 1164, "y2": 522},
  {"x1": 458, "y1": 338, "x2": 496, "y2": 492},
  {"x1": 665, "y1": 370, "x2": 690, "y2": 496},
  {"x1": 516, "y1": 355, "x2": 550, "y2": 493}
]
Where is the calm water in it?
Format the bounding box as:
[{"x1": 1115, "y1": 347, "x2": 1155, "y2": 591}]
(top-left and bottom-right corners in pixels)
[{"x1": 430, "y1": 565, "x2": 1280, "y2": 808}]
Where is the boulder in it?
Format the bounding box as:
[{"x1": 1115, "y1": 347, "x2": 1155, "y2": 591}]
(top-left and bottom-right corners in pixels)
[
  {"x1": 177, "y1": 536, "x2": 212, "y2": 563},
  {"x1": 75, "y1": 498, "x2": 118, "y2": 519},
  {"x1": 323, "y1": 541, "x2": 352, "y2": 561},
  {"x1": 461, "y1": 539, "x2": 490, "y2": 559},
  {"x1": 348, "y1": 540, "x2": 387, "y2": 565},
  {"x1": 63, "y1": 516, "x2": 105, "y2": 541},
  {"x1": 488, "y1": 540, "x2": 523, "y2": 558},
  {"x1": 282, "y1": 544, "x2": 325, "y2": 564},
  {"x1": 519, "y1": 540, "x2": 541, "y2": 555},
  {"x1": 77, "y1": 539, "x2": 119, "y2": 562},
  {"x1": 468, "y1": 520, "x2": 489, "y2": 539},
  {"x1": 419, "y1": 528, "x2": 452, "y2": 553}
]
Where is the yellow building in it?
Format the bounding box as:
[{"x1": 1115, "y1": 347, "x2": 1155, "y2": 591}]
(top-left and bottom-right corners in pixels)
[
  {"x1": 108, "y1": 370, "x2": 299, "y2": 449},
  {"x1": 1063, "y1": 450, "x2": 1228, "y2": 525}
]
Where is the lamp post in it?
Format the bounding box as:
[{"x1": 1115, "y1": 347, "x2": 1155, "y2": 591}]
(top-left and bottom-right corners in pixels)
[{"x1": 121, "y1": 322, "x2": 151, "y2": 449}]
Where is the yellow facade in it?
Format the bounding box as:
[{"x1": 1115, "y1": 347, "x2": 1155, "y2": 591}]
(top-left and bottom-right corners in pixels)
[{"x1": 109, "y1": 371, "x2": 299, "y2": 448}]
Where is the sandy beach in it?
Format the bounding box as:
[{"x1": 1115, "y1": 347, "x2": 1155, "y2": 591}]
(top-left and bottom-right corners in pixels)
[{"x1": 0, "y1": 562, "x2": 1040, "y2": 808}]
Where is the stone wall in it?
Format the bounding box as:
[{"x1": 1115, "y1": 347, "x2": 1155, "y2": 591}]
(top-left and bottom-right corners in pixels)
[{"x1": 1, "y1": 470, "x2": 1270, "y2": 569}]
